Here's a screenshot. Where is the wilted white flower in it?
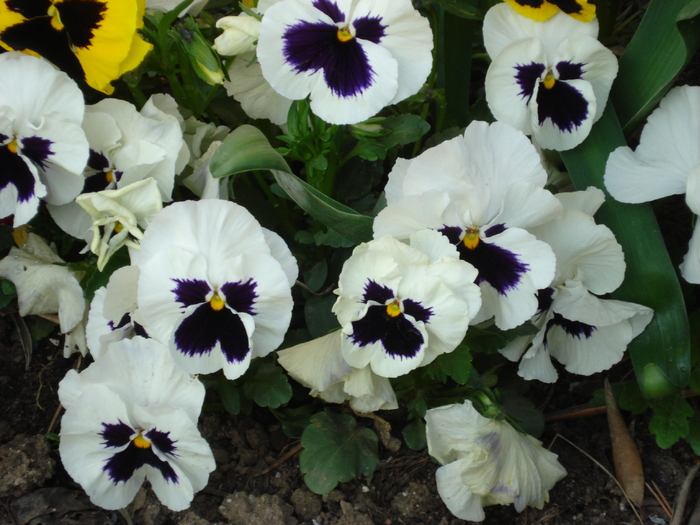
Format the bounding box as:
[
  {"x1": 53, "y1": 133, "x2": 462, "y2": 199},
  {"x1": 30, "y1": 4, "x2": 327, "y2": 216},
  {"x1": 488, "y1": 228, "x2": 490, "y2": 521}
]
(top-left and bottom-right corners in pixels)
[{"x1": 426, "y1": 401, "x2": 566, "y2": 521}]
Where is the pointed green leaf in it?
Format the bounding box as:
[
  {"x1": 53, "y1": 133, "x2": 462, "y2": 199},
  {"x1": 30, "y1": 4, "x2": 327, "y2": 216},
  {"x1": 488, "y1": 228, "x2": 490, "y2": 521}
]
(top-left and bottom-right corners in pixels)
[
  {"x1": 300, "y1": 411, "x2": 379, "y2": 494},
  {"x1": 209, "y1": 125, "x2": 291, "y2": 178},
  {"x1": 561, "y1": 104, "x2": 690, "y2": 398},
  {"x1": 611, "y1": 0, "x2": 700, "y2": 133}
]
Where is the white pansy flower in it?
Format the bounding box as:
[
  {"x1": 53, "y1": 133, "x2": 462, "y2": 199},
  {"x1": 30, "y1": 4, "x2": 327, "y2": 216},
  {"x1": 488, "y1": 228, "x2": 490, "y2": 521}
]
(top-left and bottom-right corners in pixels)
[
  {"x1": 604, "y1": 85, "x2": 700, "y2": 283},
  {"x1": 483, "y1": 4, "x2": 617, "y2": 151},
  {"x1": 426, "y1": 401, "x2": 566, "y2": 521},
  {"x1": 375, "y1": 121, "x2": 561, "y2": 330},
  {"x1": 76, "y1": 178, "x2": 163, "y2": 271},
  {"x1": 0, "y1": 52, "x2": 88, "y2": 226},
  {"x1": 257, "y1": 0, "x2": 433, "y2": 124},
  {"x1": 0, "y1": 233, "x2": 84, "y2": 334},
  {"x1": 58, "y1": 337, "x2": 215, "y2": 511}
]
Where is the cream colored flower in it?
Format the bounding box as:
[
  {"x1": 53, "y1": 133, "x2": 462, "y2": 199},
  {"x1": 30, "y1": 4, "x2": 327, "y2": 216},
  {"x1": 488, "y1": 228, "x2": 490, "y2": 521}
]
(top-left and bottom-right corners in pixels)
[{"x1": 214, "y1": 16, "x2": 261, "y2": 56}]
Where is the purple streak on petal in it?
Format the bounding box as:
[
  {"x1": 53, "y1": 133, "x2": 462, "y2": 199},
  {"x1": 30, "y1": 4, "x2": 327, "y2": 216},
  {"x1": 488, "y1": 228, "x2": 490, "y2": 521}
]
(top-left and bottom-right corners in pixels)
[
  {"x1": 174, "y1": 303, "x2": 250, "y2": 363},
  {"x1": 146, "y1": 428, "x2": 177, "y2": 455},
  {"x1": 88, "y1": 149, "x2": 110, "y2": 171},
  {"x1": 491, "y1": 481, "x2": 512, "y2": 494},
  {"x1": 133, "y1": 322, "x2": 149, "y2": 338},
  {"x1": 20, "y1": 136, "x2": 53, "y2": 169},
  {"x1": 171, "y1": 278, "x2": 210, "y2": 308},
  {"x1": 403, "y1": 298, "x2": 433, "y2": 324},
  {"x1": 440, "y1": 225, "x2": 529, "y2": 295},
  {"x1": 103, "y1": 440, "x2": 178, "y2": 484},
  {"x1": 476, "y1": 431, "x2": 501, "y2": 452},
  {"x1": 555, "y1": 60, "x2": 584, "y2": 81},
  {"x1": 0, "y1": 144, "x2": 36, "y2": 202},
  {"x1": 549, "y1": 312, "x2": 596, "y2": 339},
  {"x1": 221, "y1": 278, "x2": 258, "y2": 316},
  {"x1": 100, "y1": 420, "x2": 134, "y2": 448},
  {"x1": 312, "y1": 0, "x2": 345, "y2": 23},
  {"x1": 283, "y1": 20, "x2": 376, "y2": 98},
  {"x1": 362, "y1": 279, "x2": 394, "y2": 304},
  {"x1": 536, "y1": 287, "x2": 555, "y2": 314},
  {"x1": 350, "y1": 304, "x2": 425, "y2": 359},
  {"x1": 353, "y1": 15, "x2": 386, "y2": 44},
  {"x1": 0, "y1": 134, "x2": 8, "y2": 142},
  {"x1": 108, "y1": 313, "x2": 131, "y2": 331},
  {"x1": 515, "y1": 62, "x2": 546, "y2": 102},
  {"x1": 536, "y1": 79, "x2": 589, "y2": 132},
  {"x1": 484, "y1": 223, "x2": 506, "y2": 237}
]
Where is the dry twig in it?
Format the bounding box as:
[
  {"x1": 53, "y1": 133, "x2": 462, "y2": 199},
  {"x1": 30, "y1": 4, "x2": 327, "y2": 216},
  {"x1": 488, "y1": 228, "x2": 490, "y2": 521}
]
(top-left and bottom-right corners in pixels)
[
  {"x1": 645, "y1": 481, "x2": 672, "y2": 518},
  {"x1": 669, "y1": 462, "x2": 699, "y2": 525}
]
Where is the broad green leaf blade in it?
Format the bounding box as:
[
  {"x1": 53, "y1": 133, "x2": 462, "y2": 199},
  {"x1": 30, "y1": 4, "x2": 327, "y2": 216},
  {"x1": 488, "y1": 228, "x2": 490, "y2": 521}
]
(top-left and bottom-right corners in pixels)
[
  {"x1": 611, "y1": 0, "x2": 700, "y2": 133},
  {"x1": 300, "y1": 411, "x2": 379, "y2": 494},
  {"x1": 438, "y1": 10, "x2": 476, "y2": 127},
  {"x1": 402, "y1": 419, "x2": 427, "y2": 451},
  {"x1": 273, "y1": 170, "x2": 374, "y2": 245},
  {"x1": 242, "y1": 362, "x2": 292, "y2": 409},
  {"x1": 561, "y1": 104, "x2": 691, "y2": 399},
  {"x1": 209, "y1": 124, "x2": 291, "y2": 178},
  {"x1": 649, "y1": 394, "x2": 693, "y2": 448},
  {"x1": 433, "y1": 0, "x2": 484, "y2": 19}
]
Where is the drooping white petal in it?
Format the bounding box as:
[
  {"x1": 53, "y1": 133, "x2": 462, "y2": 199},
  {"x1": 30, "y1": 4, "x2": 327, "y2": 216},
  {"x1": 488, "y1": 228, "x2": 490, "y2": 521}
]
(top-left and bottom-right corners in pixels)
[
  {"x1": 680, "y1": 220, "x2": 700, "y2": 284},
  {"x1": 341, "y1": 365, "x2": 398, "y2": 412}
]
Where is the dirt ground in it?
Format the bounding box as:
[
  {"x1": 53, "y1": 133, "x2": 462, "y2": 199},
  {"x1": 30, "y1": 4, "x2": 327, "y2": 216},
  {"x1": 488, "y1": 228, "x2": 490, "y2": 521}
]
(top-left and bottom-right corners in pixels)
[{"x1": 0, "y1": 316, "x2": 697, "y2": 525}]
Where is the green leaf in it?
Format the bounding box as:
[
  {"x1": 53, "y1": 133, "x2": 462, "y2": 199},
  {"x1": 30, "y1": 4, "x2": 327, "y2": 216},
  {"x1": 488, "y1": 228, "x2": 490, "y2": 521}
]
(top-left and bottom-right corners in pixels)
[
  {"x1": 438, "y1": 12, "x2": 476, "y2": 127},
  {"x1": 242, "y1": 362, "x2": 292, "y2": 409},
  {"x1": 272, "y1": 169, "x2": 374, "y2": 245},
  {"x1": 81, "y1": 246, "x2": 130, "y2": 302},
  {"x1": 618, "y1": 381, "x2": 650, "y2": 416},
  {"x1": 561, "y1": 104, "x2": 691, "y2": 398},
  {"x1": 304, "y1": 295, "x2": 340, "y2": 339},
  {"x1": 611, "y1": 0, "x2": 700, "y2": 133},
  {"x1": 435, "y1": 343, "x2": 474, "y2": 385},
  {"x1": 300, "y1": 411, "x2": 379, "y2": 494},
  {"x1": 271, "y1": 405, "x2": 316, "y2": 439},
  {"x1": 0, "y1": 279, "x2": 16, "y2": 309},
  {"x1": 686, "y1": 419, "x2": 700, "y2": 456},
  {"x1": 464, "y1": 323, "x2": 539, "y2": 355},
  {"x1": 209, "y1": 125, "x2": 292, "y2": 178},
  {"x1": 499, "y1": 388, "x2": 544, "y2": 438},
  {"x1": 434, "y1": 0, "x2": 484, "y2": 20},
  {"x1": 378, "y1": 115, "x2": 431, "y2": 149},
  {"x1": 215, "y1": 376, "x2": 241, "y2": 415},
  {"x1": 649, "y1": 394, "x2": 693, "y2": 448},
  {"x1": 402, "y1": 419, "x2": 427, "y2": 451},
  {"x1": 302, "y1": 259, "x2": 328, "y2": 293}
]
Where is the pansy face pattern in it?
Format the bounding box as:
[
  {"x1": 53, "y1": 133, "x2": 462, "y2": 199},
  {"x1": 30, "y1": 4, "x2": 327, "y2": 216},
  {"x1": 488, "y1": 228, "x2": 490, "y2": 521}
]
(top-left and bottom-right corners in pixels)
[
  {"x1": 257, "y1": 0, "x2": 433, "y2": 124},
  {"x1": 0, "y1": 0, "x2": 152, "y2": 94},
  {"x1": 483, "y1": 5, "x2": 618, "y2": 151}
]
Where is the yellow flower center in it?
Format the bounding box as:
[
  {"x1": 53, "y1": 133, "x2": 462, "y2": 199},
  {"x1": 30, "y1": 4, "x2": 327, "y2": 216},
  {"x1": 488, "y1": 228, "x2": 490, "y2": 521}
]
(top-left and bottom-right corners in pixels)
[
  {"x1": 6, "y1": 140, "x2": 17, "y2": 154},
  {"x1": 337, "y1": 27, "x2": 353, "y2": 42},
  {"x1": 106, "y1": 170, "x2": 115, "y2": 183},
  {"x1": 113, "y1": 222, "x2": 123, "y2": 233},
  {"x1": 463, "y1": 227, "x2": 480, "y2": 250},
  {"x1": 542, "y1": 74, "x2": 556, "y2": 90},
  {"x1": 386, "y1": 300, "x2": 402, "y2": 318},
  {"x1": 210, "y1": 292, "x2": 225, "y2": 311},
  {"x1": 132, "y1": 433, "x2": 151, "y2": 449},
  {"x1": 47, "y1": 4, "x2": 64, "y2": 31}
]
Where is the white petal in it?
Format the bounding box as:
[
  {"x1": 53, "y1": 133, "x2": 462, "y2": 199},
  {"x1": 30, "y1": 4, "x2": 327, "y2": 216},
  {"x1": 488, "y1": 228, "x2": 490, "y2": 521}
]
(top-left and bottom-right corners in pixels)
[
  {"x1": 373, "y1": 190, "x2": 452, "y2": 240},
  {"x1": 555, "y1": 187, "x2": 605, "y2": 216},
  {"x1": 435, "y1": 460, "x2": 486, "y2": 522},
  {"x1": 262, "y1": 227, "x2": 299, "y2": 287},
  {"x1": 278, "y1": 332, "x2": 353, "y2": 392},
  {"x1": 343, "y1": 365, "x2": 398, "y2": 412},
  {"x1": 680, "y1": 219, "x2": 700, "y2": 284}
]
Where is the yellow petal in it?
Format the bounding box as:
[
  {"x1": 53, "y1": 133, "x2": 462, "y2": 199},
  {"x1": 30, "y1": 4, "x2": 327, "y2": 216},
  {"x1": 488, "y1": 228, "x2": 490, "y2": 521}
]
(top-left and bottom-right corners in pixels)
[{"x1": 503, "y1": 0, "x2": 559, "y2": 22}]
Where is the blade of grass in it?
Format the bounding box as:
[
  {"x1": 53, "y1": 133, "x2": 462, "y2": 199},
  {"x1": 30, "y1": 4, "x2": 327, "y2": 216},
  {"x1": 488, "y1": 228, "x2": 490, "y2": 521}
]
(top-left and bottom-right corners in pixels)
[{"x1": 561, "y1": 103, "x2": 691, "y2": 399}]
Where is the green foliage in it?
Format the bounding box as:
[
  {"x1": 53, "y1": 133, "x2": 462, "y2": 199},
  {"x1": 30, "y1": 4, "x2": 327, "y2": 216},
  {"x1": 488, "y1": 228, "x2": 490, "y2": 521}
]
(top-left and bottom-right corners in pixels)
[
  {"x1": 435, "y1": 343, "x2": 475, "y2": 385},
  {"x1": 242, "y1": 361, "x2": 292, "y2": 409},
  {"x1": 499, "y1": 387, "x2": 544, "y2": 438},
  {"x1": 300, "y1": 411, "x2": 379, "y2": 494},
  {"x1": 214, "y1": 375, "x2": 242, "y2": 415},
  {"x1": 271, "y1": 405, "x2": 316, "y2": 438},
  {"x1": 81, "y1": 247, "x2": 130, "y2": 302},
  {"x1": 432, "y1": 0, "x2": 485, "y2": 20},
  {"x1": 402, "y1": 419, "x2": 427, "y2": 451},
  {"x1": 686, "y1": 419, "x2": 700, "y2": 456},
  {"x1": 0, "y1": 279, "x2": 16, "y2": 309},
  {"x1": 304, "y1": 295, "x2": 340, "y2": 339},
  {"x1": 649, "y1": 394, "x2": 693, "y2": 448},
  {"x1": 618, "y1": 381, "x2": 650, "y2": 416}
]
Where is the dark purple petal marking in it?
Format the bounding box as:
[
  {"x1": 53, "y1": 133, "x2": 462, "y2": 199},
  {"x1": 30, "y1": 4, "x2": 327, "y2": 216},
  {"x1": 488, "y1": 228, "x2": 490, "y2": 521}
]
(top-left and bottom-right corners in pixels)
[
  {"x1": 0, "y1": 143, "x2": 37, "y2": 203},
  {"x1": 536, "y1": 79, "x2": 589, "y2": 132},
  {"x1": 171, "y1": 278, "x2": 210, "y2": 308},
  {"x1": 515, "y1": 62, "x2": 546, "y2": 102},
  {"x1": 282, "y1": 20, "x2": 378, "y2": 98},
  {"x1": 350, "y1": 304, "x2": 425, "y2": 359},
  {"x1": 100, "y1": 420, "x2": 134, "y2": 448},
  {"x1": 555, "y1": 60, "x2": 584, "y2": 81},
  {"x1": 362, "y1": 279, "x2": 394, "y2": 304},
  {"x1": 403, "y1": 298, "x2": 433, "y2": 324},
  {"x1": 548, "y1": 312, "x2": 596, "y2": 339},
  {"x1": 108, "y1": 313, "x2": 131, "y2": 331},
  {"x1": 312, "y1": 0, "x2": 345, "y2": 23},
  {"x1": 100, "y1": 424, "x2": 179, "y2": 484},
  {"x1": 221, "y1": 278, "x2": 258, "y2": 316},
  {"x1": 7, "y1": 0, "x2": 51, "y2": 18},
  {"x1": 88, "y1": 149, "x2": 110, "y2": 171},
  {"x1": 484, "y1": 223, "x2": 506, "y2": 237},
  {"x1": 439, "y1": 225, "x2": 529, "y2": 295},
  {"x1": 536, "y1": 287, "x2": 555, "y2": 314},
  {"x1": 551, "y1": 0, "x2": 587, "y2": 15},
  {"x1": 174, "y1": 303, "x2": 250, "y2": 363},
  {"x1": 513, "y1": 0, "x2": 545, "y2": 6},
  {"x1": 353, "y1": 15, "x2": 385, "y2": 44},
  {"x1": 0, "y1": 133, "x2": 8, "y2": 143},
  {"x1": 21, "y1": 136, "x2": 54, "y2": 169},
  {"x1": 55, "y1": 0, "x2": 106, "y2": 49}
]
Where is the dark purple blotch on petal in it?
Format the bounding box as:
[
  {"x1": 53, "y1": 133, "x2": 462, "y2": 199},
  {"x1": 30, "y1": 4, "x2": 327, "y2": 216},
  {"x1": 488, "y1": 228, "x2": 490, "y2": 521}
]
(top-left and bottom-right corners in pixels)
[
  {"x1": 171, "y1": 278, "x2": 210, "y2": 308},
  {"x1": 536, "y1": 287, "x2": 555, "y2": 314},
  {"x1": 362, "y1": 279, "x2": 394, "y2": 304},
  {"x1": 515, "y1": 62, "x2": 546, "y2": 102},
  {"x1": 536, "y1": 79, "x2": 589, "y2": 132},
  {"x1": 403, "y1": 298, "x2": 433, "y2": 324},
  {"x1": 312, "y1": 0, "x2": 344, "y2": 23},
  {"x1": 350, "y1": 304, "x2": 425, "y2": 359},
  {"x1": 0, "y1": 143, "x2": 37, "y2": 203},
  {"x1": 282, "y1": 19, "x2": 379, "y2": 98},
  {"x1": 555, "y1": 60, "x2": 584, "y2": 81},
  {"x1": 484, "y1": 223, "x2": 506, "y2": 237},
  {"x1": 439, "y1": 225, "x2": 529, "y2": 295},
  {"x1": 174, "y1": 303, "x2": 251, "y2": 363},
  {"x1": 548, "y1": 312, "x2": 596, "y2": 339},
  {"x1": 353, "y1": 15, "x2": 385, "y2": 44},
  {"x1": 101, "y1": 424, "x2": 179, "y2": 484},
  {"x1": 21, "y1": 136, "x2": 54, "y2": 169},
  {"x1": 221, "y1": 278, "x2": 258, "y2": 316}
]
